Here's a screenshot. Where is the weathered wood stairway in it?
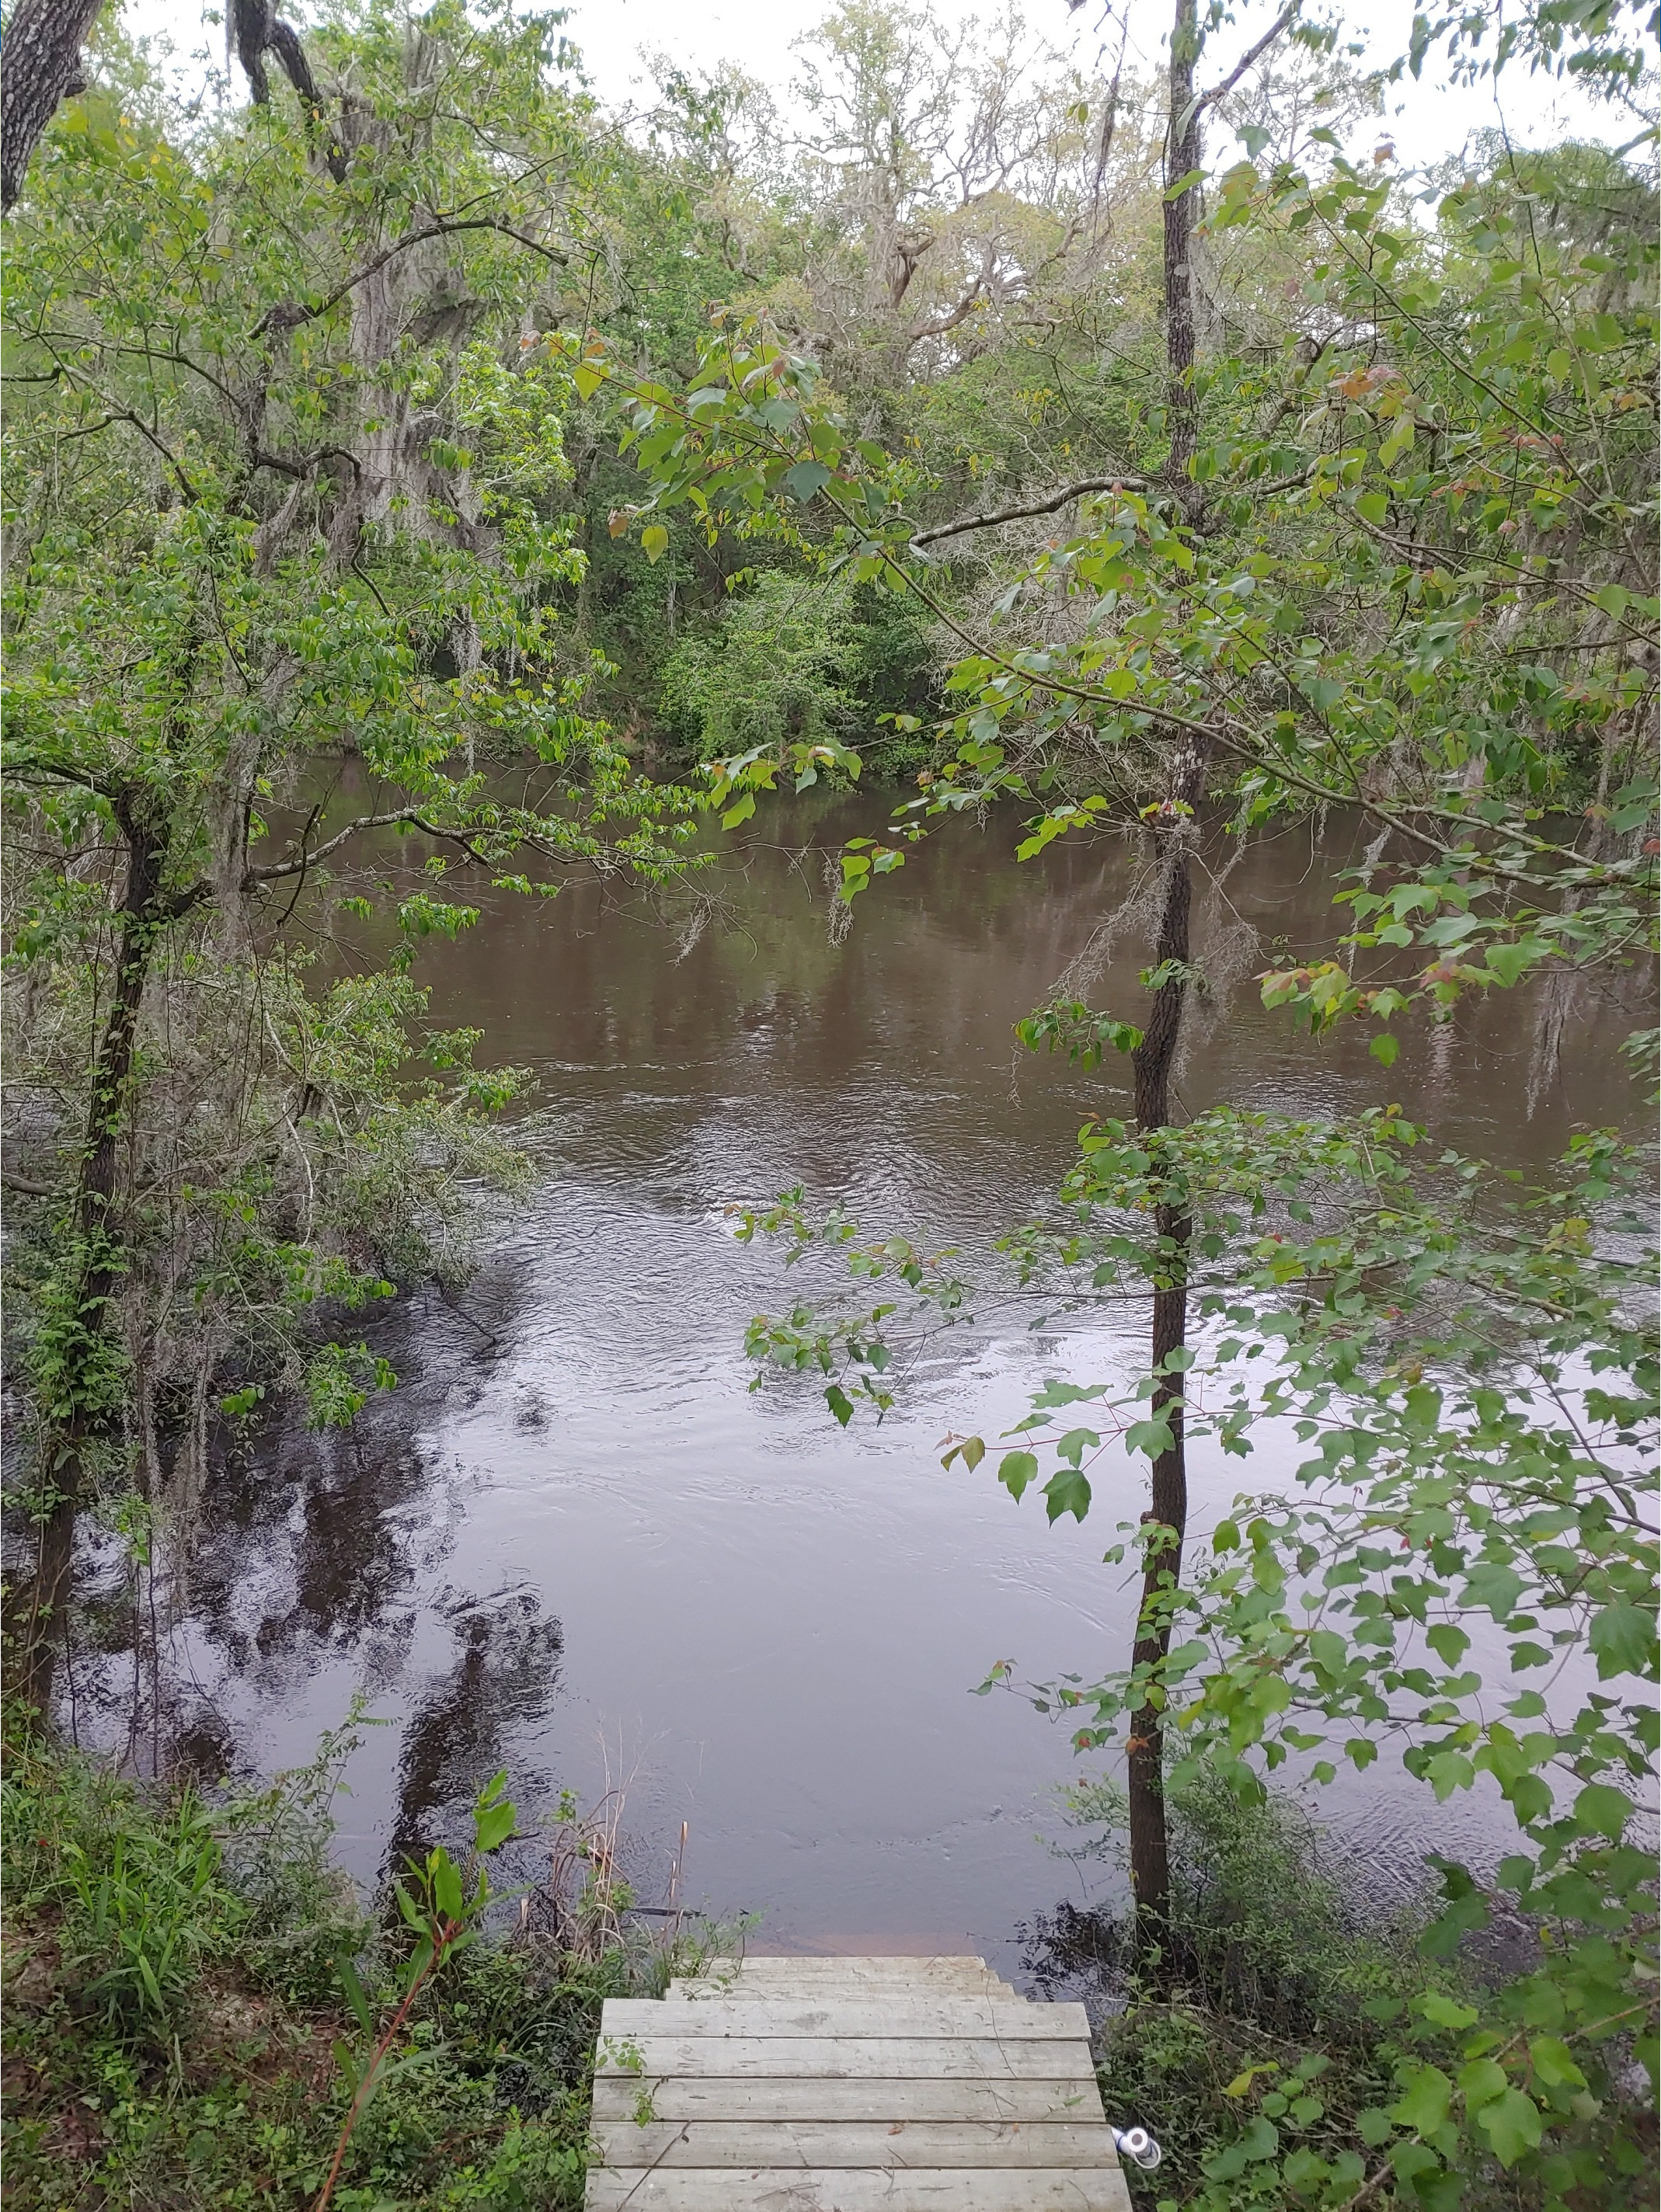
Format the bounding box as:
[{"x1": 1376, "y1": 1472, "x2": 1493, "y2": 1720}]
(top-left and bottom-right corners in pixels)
[{"x1": 587, "y1": 1953, "x2": 1133, "y2": 2209}]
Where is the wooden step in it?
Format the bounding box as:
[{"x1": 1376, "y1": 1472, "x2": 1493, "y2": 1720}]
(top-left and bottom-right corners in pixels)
[
  {"x1": 593, "y1": 2120, "x2": 1123, "y2": 2168},
  {"x1": 667, "y1": 1965, "x2": 1019, "y2": 2002},
  {"x1": 595, "y1": 2037, "x2": 1098, "y2": 2081},
  {"x1": 585, "y1": 1964, "x2": 1123, "y2": 2210},
  {"x1": 601, "y1": 2000, "x2": 1088, "y2": 2040},
  {"x1": 703, "y1": 1973, "x2": 1012, "y2": 1991},
  {"x1": 587, "y1": 2172, "x2": 1133, "y2": 2209},
  {"x1": 591, "y1": 2078, "x2": 1107, "y2": 2125}
]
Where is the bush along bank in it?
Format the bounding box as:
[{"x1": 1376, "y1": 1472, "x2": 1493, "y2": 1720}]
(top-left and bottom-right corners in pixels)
[
  {"x1": 1047, "y1": 1773, "x2": 1658, "y2": 2210},
  {"x1": 0, "y1": 1722, "x2": 734, "y2": 2212}
]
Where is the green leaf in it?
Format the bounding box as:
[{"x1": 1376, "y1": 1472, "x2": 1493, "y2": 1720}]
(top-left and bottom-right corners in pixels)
[
  {"x1": 826, "y1": 1383, "x2": 854, "y2": 1427},
  {"x1": 431, "y1": 1849, "x2": 464, "y2": 1923},
  {"x1": 1370, "y1": 1031, "x2": 1399, "y2": 1067},
  {"x1": 474, "y1": 1796, "x2": 517, "y2": 1855},
  {"x1": 1388, "y1": 2064, "x2": 1452, "y2": 2134},
  {"x1": 1463, "y1": 1562, "x2": 1523, "y2": 1621},
  {"x1": 784, "y1": 460, "x2": 833, "y2": 503},
  {"x1": 1123, "y1": 1416, "x2": 1175, "y2": 1459},
  {"x1": 1475, "y1": 2086, "x2": 1544, "y2": 2166},
  {"x1": 1527, "y1": 2037, "x2": 1586, "y2": 2090},
  {"x1": 1588, "y1": 1602, "x2": 1654, "y2": 1679},
  {"x1": 1457, "y1": 2057, "x2": 1508, "y2": 2110},
  {"x1": 1426, "y1": 1623, "x2": 1469, "y2": 1668},
  {"x1": 335, "y1": 1951, "x2": 375, "y2": 2036},
  {"x1": 641, "y1": 523, "x2": 668, "y2": 564},
  {"x1": 1572, "y1": 1781, "x2": 1633, "y2": 1838},
  {"x1": 1043, "y1": 1468, "x2": 1092, "y2": 1523},
  {"x1": 998, "y1": 1450, "x2": 1037, "y2": 1501},
  {"x1": 1403, "y1": 1383, "x2": 1443, "y2": 1435}
]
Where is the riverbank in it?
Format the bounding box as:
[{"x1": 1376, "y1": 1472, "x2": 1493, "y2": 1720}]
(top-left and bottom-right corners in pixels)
[
  {"x1": 14, "y1": 1729, "x2": 1650, "y2": 2210},
  {"x1": 0, "y1": 1727, "x2": 671, "y2": 2211}
]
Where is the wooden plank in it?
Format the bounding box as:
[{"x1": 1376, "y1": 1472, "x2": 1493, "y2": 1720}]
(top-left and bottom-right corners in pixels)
[
  {"x1": 671, "y1": 1968, "x2": 1015, "y2": 1986},
  {"x1": 599, "y1": 2001, "x2": 1089, "y2": 2041},
  {"x1": 593, "y1": 2038, "x2": 1096, "y2": 2082},
  {"x1": 726, "y1": 1956, "x2": 994, "y2": 1974},
  {"x1": 592, "y1": 2120, "x2": 1120, "y2": 2169},
  {"x1": 703, "y1": 1970, "x2": 1012, "y2": 1988},
  {"x1": 591, "y1": 2078, "x2": 1109, "y2": 2127},
  {"x1": 709, "y1": 1970, "x2": 1018, "y2": 1992},
  {"x1": 585, "y1": 2167, "x2": 1134, "y2": 2209},
  {"x1": 666, "y1": 1977, "x2": 1019, "y2": 2004},
  {"x1": 738, "y1": 1955, "x2": 986, "y2": 1973}
]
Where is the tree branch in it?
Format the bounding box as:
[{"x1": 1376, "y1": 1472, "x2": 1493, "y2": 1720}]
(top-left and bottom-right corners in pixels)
[
  {"x1": 913, "y1": 473, "x2": 1151, "y2": 548},
  {"x1": 2, "y1": 1167, "x2": 57, "y2": 1196},
  {"x1": 1192, "y1": 4, "x2": 1299, "y2": 123},
  {"x1": 249, "y1": 220, "x2": 566, "y2": 342},
  {"x1": 242, "y1": 809, "x2": 431, "y2": 882}
]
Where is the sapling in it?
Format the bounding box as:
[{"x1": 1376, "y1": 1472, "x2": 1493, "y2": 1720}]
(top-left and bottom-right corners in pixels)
[{"x1": 313, "y1": 1771, "x2": 518, "y2": 2212}]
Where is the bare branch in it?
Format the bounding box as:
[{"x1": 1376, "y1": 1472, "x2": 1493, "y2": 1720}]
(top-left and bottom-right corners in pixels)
[
  {"x1": 1191, "y1": 4, "x2": 1300, "y2": 123},
  {"x1": 2, "y1": 1167, "x2": 58, "y2": 1196},
  {"x1": 249, "y1": 221, "x2": 566, "y2": 342},
  {"x1": 912, "y1": 473, "x2": 1149, "y2": 548},
  {"x1": 242, "y1": 809, "x2": 431, "y2": 883}
]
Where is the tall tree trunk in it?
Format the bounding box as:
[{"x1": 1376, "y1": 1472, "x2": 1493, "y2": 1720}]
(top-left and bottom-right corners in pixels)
[
  {"x1": 1118, "y1": 0, "x2": 1211, "y2": 1973},
  {"x1": 1162, "y1": 0, "x2": 1202, "y2": 487},
  {"x1": 1124, "y1": 732, "x2": 1210, "y2": 1967},
  {"x1": 16, "y1": 786, "x2": 171, "y2": 1717},
  {"x1": 0, "y1": 0, "x2": 106, "y2": 211}
]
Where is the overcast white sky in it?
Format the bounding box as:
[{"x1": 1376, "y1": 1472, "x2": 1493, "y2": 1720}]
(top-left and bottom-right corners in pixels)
[
  {"x1": 124, "y1": 0, "x2": 1642, "y2": 174},
  {"x1": 563, "y1": 0, "x2": 1634, "y2": 169}
]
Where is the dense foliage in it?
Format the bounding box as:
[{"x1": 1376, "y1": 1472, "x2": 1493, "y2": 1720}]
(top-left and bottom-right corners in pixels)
[{"x1": 2, "y1": 1723, "x2": 722, "y2": 2210}]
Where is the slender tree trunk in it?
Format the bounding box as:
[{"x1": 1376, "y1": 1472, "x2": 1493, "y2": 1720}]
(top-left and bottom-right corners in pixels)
[
  {"x1": 1162, "y1": 0, "x2": 1202, "y2": 486},
  {"x1": 1117, "y1": 0, "x2": 1212, "y2": 1971},
  {"x1": 16, "y1": 787, "x2": 171, "y2": 1717},
  {"x1": 1125, "y1": 732, "x2": 1210, "y2": 1968},
  {"x1": 0, "y1": 0, "x2": 107, "y2": 210}
]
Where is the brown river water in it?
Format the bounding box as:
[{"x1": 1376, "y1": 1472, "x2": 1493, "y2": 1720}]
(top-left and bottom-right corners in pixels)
[{"x1": 73, "y1": 785, "x2": 1642, "y2": 1979}]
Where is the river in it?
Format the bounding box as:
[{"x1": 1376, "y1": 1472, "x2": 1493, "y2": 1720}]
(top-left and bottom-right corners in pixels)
[{"x1": 74, "y1": 787, "x2": 1641, "y2": 1979}]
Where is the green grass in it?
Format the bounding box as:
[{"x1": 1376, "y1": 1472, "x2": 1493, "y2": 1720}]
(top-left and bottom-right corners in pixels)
[{"x1": 0, "y1": 1730, "x2": 713, "y2": 2210}]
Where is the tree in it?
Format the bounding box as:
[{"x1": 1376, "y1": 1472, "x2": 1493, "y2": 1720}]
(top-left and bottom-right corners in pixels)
[
  {"x1": 1, "y1": 0, "x2": 701, "y2": 1706},
  {"x1": 1, "y1": 0, "x2": 110, "y2": 211},
  {"x1": 0, "y1": 0, "x2": 339, "y2": 212},
  {"x1": 564, "y1": 0, "x2": 1656, "y2": 2021}
]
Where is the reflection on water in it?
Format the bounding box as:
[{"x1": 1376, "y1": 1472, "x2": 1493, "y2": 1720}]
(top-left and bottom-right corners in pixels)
[{"x1": 80, "y1": 788, "x2": 1641, "y2": 1974}]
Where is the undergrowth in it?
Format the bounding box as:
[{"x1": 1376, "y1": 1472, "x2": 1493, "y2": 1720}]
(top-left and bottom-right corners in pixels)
[
  {"x1": 1041, "y1": 1773, "x2": 1656, "y2": 2210},
  {"x1": 0, "y1": 1723, "x2": 728, "y2": 2210}
]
